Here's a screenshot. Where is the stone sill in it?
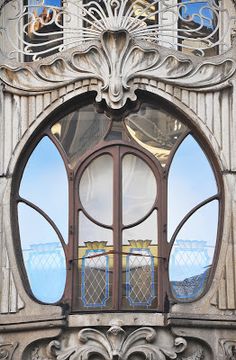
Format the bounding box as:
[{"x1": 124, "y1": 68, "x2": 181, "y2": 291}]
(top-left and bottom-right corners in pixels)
[{"x1": 68, "y1": 313, "x2": 166, "y2": 327}]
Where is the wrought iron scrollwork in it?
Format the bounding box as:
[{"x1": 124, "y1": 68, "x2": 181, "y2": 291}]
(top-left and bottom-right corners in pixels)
[{"x1": 0, "y1": 0, "x2": 235, "y2": 61}]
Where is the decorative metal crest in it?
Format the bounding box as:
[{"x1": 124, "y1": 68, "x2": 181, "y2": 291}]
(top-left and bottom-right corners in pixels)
[
  {"x1": 31, "y1": 322, "x2": 206, "y2": 360},
  {"x1": 0, "y1": 0, "x2": 235, "y2": 61}
]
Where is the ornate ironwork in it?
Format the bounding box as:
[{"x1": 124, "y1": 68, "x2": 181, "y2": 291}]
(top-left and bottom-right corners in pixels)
[{"x1": 0, "y1": 0, "x2": 235, "y2": 61}]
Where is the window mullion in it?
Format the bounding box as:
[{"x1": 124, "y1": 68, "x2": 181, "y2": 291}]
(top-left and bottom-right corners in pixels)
[{"x1": 112, "y1": 146, "x2": 123, "y2": 310}]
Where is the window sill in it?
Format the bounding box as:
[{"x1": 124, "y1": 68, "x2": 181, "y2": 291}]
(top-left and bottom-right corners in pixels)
[{"x1": 68, "y1": 312, "x2": 166, "y2": 327}]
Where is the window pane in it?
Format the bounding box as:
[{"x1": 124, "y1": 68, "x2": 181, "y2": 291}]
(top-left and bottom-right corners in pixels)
[
  {"x1": 18, "y1": 203, "x2": 66, "y2": 303},
  {"x1": 20, "y1": 136, "x2": 68, "y2": 242},
  {"x1": 77, "y1": 212, "x2": 113, "y2": 309},
  {"x1": 122, "y1": 210, "x2": 158, "y2": 309},
  {"x1": 79, "y1": 155, "x2": 113, "y2": 225},
  {"x1": 51, "y1": 105, "x2": 110, "y2": 166},
  {"x1": 125, "y1": 104, "x2": 187, "y2": 167},
  {"x1": 122, "y1": 154, "x2": 157, "y2": 225},
  {"x1": 168, "y1": 135, "x2": 217, "y2": 241},
  {"x1": 123, "y1": 210, "x2": 158, "y2": 245},
  {"x1": 79, "y1": 211, "x2": 113, "y2": 245},
  {"x1": 26, "y1": 0, "x2": 62, "y2": 60},
  {"x1": 131, "y1": 0, "x2": 157, "y2": 24},
  {"x1": 169, "y1": 200, "x2": 219, "y2": 301},
  {"x1": 179, "y1": 0, "x2": 218, "y2": 56}
]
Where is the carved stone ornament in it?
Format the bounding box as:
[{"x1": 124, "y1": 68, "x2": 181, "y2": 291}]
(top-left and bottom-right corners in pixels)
[
  {"x1": 0, "y1": 343, "x2": 18, "y2": 360},
  {"x1": 0, "y1": 29, "x2": 235, "y2": 109},
  {"x1": 0, "y1": 0, "x2": 236, "y2": 109},
  {"x1": 32, "y1": 322, "x2": 205, "y2": 360},
  {"x1": 220, "y1": 339, "x2": 236, "y2": 360}
]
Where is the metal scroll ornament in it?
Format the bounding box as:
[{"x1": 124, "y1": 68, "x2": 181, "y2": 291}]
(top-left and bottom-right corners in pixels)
[{"x1": 0, "y1": 0, "x2": 234, "y2": 61}]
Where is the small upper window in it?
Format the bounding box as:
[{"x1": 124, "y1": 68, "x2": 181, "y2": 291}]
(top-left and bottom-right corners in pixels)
[{"x1": 14, "y1": 100, "x2": 221, "y2": 311}]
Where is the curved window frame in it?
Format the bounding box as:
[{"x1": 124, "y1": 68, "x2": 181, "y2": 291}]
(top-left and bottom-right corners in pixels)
[{"x1": 11, "y1": 93, "x2": 224, "y2": 312}]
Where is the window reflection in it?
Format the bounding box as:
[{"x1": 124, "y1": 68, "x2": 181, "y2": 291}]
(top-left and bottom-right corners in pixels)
[
  {"x1": 51, "y1": 105, "x2": 110, "y2": 166},
  {"x1": 179, "y1": 0, "x2": 218, "y2": 56},
  {"x1": 18, "y1": 203, "x2": 66, "y2": 303},
  {"x1": 26, "y1": 0, "x2": 62, "y2": 59},
  {"x1": 79, "y1": 154, "x2": 113, "y2": 225},
  {"x1": 78, "y1": 212, "x2": 113, "y2": 309},
  {"x1": 20, "y1": 136, "x2": 68, "y2": 242},
  {"x1": 169, "y1": 200, "x2": 218, "y2": 300},
  {"x1": 130, "y1": 0, "x2": 157, "y2": 24},
  {"x1": 168, "y1": 135, "x2": 217, "y2": 241},
  {"x1": 122, "y1": 211, "x2": 158, "y2": 309},
  {"x1": 122, "y1": 154, "x2": 157, "y2": 225},
  {"x1": 125, "y1": 105, "x2": 188, "y2": 167}
]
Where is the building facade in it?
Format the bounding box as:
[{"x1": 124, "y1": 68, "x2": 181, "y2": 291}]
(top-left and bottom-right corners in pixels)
[{"x1": 0, "y1": 0, "x2": 236, "y2": 359}]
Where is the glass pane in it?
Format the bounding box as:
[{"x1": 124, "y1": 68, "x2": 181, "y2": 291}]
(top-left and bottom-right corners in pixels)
[
  {"x1": 18, "y1": 203, "x2": 66, "y2": 303},
  {"x1": 168, "y1": 135, "x2": 217, "y2": 241},
  {"x1": 79, "y1": 155, "x2": 113, "y2": 225},
  {"x1": 179, "y1": 0, "x2": 218, "y2": 56},
  {"x1": 123, "y1": 210, "x2": 158, "y2": 245},
  {"x1": 26, "y1": 0, "x2": 62, "y2": 60},
  {"x1": 131, "y1": 0, "x2": 157, "y2": 24},
  {"x1": 122, "y1": 211, "x2": 158, "y2": 309},
  {"x1": 79, "y1": 211, "x2": 113, "y2": 246},
  {"x1": 51, "y1": 105, "x2": 110, "y2": 166},
  {"x1": 20, "y1": 136, "x2": 68, "y2": 242},
  {"x1": 105, "y1": 121, "x2": 129, "y2": 141},
  {"x1": 81, "y1": 250, "x2": 110, "y2": 308},
  {"x1": 77, "y1": 212, "x2": 113, "y2": 309},
  {"x1": 122, "y1": 154, "x2": 157, "y2": 225},
  {"x1": 125, "y1": 104, "x2": 187, "y2": 167},
  {"x1": 169, "y1": 200, "x2": 219, "y2": 301}
]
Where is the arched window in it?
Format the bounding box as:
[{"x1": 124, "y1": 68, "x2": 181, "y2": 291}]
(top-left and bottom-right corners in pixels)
[{"x1": 13, "y1": 98, "x2": 221, "y2": 311}]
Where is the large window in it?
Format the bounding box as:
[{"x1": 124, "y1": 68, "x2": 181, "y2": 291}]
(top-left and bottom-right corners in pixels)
[{"x1": 13, "y1": 98, "x2": 221, "y2": 311}]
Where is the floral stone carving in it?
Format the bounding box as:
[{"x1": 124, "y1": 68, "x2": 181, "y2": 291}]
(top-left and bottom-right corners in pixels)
[
  {"x1": 34, "y1": 322, "x2": 205, "y2": 360},
  {"x1": 0, "y1": 29, "x2": 235, "y2": 109},
  {"x1": 220, "y1": 339, "x2": 236, "y2": 360},
  {"x1": 0, "y1": 343, "x2": 18, "y2": 360}
]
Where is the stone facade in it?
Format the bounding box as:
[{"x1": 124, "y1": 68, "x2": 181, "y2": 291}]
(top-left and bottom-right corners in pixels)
[{"x1": 0, "y1": 0, "x2": 236, "y2": 358}]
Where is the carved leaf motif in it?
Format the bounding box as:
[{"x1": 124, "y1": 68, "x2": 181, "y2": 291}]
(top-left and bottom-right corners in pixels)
[
  {"x1": 0, "y1": 30, "x2": 235, "y2": 107},
  {"x1": 0, "y1": 343, "x2": 18, "y2": 360},
  {"x1": 220, "y1": 339, "x2": 236, "y2": 360},
  {"x1": 46, "y1": 324, "x2": 189, "y2": 360},
  {"x1": 177, "y1": 347, "x2": 204, "y2": 360}
]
